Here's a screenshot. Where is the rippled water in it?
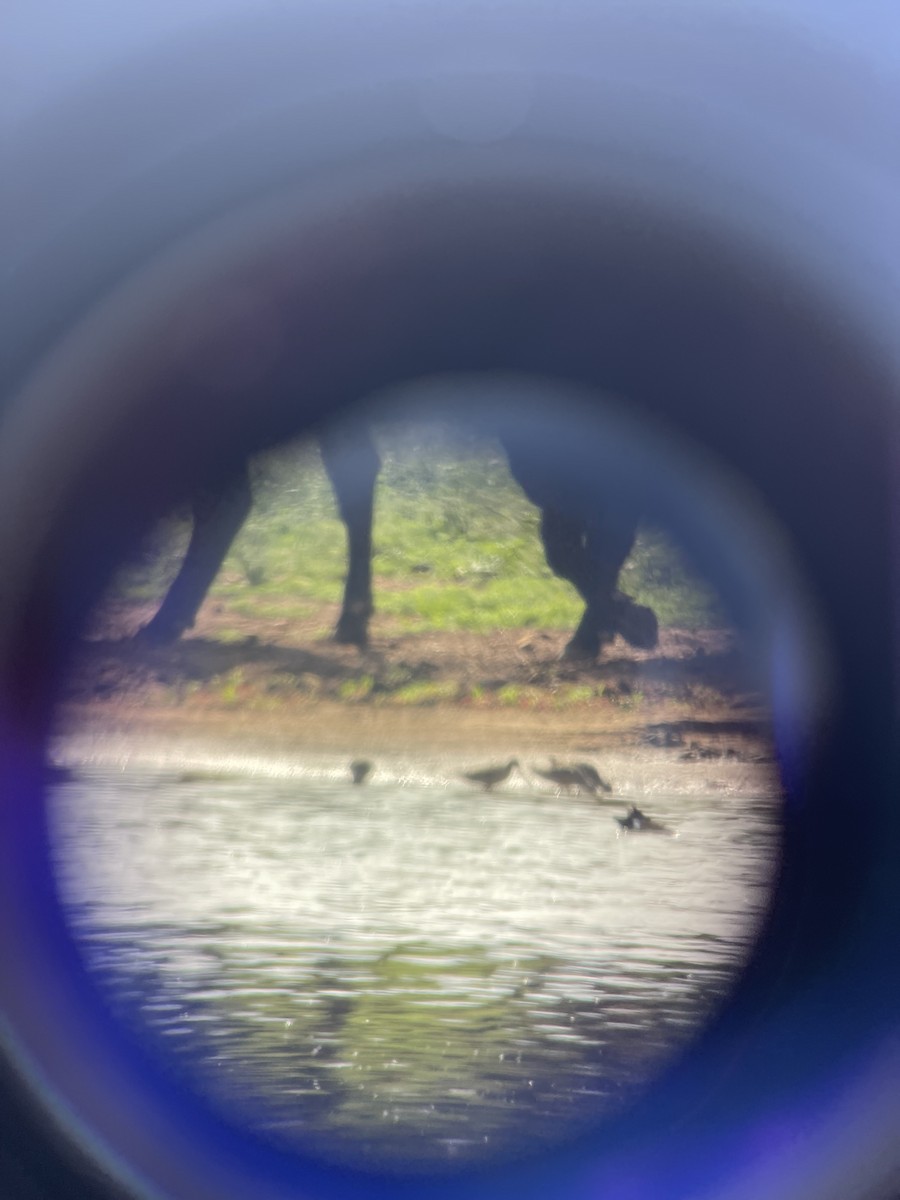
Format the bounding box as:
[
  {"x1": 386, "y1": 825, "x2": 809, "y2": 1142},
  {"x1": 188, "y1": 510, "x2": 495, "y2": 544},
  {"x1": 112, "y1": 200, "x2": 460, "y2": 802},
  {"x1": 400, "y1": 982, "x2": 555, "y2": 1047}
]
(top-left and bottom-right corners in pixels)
[{"x1": 48, "y1": 754, "x2": 780, "y2": 1172}]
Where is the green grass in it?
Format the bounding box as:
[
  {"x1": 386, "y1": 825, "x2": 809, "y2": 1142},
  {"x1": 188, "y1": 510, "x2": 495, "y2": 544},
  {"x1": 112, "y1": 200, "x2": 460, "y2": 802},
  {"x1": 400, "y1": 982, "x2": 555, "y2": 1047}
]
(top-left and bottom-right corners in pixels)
[
  {"x1": 212, "y1": 668, "x2": 245, "y2": 706},
  {"x1": 337, "y1": 675, "x2": 375, "y2": 702},
  {"x1": 211, "y1": 627, "x2": 254, "y2": 645},
  {"x1": 386, "y1": 680, "x2": 461, "y2": 705},
  {"x1": 554, "y1": 684, "x2": 602, "y2": 707},
  {"x1": 111, "y1": 427, "x2": 724, "y2": 633}
]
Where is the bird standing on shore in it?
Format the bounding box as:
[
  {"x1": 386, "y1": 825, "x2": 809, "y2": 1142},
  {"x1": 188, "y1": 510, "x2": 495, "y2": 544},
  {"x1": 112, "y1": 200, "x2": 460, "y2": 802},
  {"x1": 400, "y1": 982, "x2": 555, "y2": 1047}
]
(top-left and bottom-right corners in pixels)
[
  {"x1": 532, "y1": 763, "x2": 590, "y2": 793},
  {"x1": 350, "y1": 759, "x2": 373, "y2": 785},
  {"x1": 573, "y1": 763, "x2": 613, "y2": 793},
  {"x1": 461, "y1": 759, "x2": 519, "y2": 791},
  {"x1": 532, "y1": 759, "x2": 610, "y2": 795}
]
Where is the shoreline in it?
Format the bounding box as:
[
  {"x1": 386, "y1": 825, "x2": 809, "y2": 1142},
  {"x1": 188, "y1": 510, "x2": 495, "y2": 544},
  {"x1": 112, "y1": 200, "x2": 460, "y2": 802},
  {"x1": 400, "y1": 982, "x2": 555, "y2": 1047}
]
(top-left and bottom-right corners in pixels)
[
  {"x1": 52, "y1": 699, "x2": 776, "y2": 791},
  {"x1": 56, "y1": 613, "x2": 774, "y2": 781}
]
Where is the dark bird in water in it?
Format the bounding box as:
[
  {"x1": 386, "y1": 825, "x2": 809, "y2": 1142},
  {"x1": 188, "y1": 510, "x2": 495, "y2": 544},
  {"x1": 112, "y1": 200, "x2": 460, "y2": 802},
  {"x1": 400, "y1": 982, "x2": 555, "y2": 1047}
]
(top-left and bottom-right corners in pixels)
[
  {"x1": 532, "y1": 759, "x2": 608, "y2": 795},
  {"x1": 462, "y1": 759, "x2": 519, "y2": 791},
  {"x1": 614, "y1": 805, "x2": 673, "y2": 834},
  {"x1": 350, "y1": 759, "x2": 373, "y2": 785}
]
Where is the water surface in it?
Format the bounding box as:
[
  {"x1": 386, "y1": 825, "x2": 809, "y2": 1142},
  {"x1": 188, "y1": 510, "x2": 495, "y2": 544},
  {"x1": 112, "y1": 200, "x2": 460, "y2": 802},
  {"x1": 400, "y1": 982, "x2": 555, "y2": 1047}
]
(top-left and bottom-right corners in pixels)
[{"x1": 49, "y1": 756, "x2": 779, "y2": 1171}]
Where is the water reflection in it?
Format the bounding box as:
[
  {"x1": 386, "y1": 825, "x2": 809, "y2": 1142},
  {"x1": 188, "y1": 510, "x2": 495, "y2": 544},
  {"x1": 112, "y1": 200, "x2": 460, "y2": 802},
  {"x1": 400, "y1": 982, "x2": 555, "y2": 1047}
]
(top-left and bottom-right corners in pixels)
[{"x1": 49, "y1": 761, "x2": 779, "y2": 1171}]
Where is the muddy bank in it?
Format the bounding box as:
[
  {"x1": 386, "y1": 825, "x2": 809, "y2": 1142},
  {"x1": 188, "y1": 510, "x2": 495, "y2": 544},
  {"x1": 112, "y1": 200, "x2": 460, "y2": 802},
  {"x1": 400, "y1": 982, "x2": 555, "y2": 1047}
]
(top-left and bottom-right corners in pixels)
[
  {"x1": 56, "y1": 604, "x2": 774, "y2": 773},
  {"x1": 56, "y1": 700, "x2": 772, "y2": 766}
]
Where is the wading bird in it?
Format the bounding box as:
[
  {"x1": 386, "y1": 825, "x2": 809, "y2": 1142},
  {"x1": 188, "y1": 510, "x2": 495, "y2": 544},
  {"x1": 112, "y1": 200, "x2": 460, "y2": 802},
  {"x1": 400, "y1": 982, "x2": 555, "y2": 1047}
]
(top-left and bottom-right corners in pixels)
[
  {"x1": 461, "y1": 759, "x2": 520, "y2": 791},
  {"x1": 573, "y1": 763, "x2": 613, "y2": 793},
  {"x1": 532, "y1": 760, "x2": 604, "y2": 794},
  {"x1": 350, "y1": 759, "x2": 373, "y2": 785},
  {"x1": 614, "y1": 805, "x2": 672, "y2": 834}
]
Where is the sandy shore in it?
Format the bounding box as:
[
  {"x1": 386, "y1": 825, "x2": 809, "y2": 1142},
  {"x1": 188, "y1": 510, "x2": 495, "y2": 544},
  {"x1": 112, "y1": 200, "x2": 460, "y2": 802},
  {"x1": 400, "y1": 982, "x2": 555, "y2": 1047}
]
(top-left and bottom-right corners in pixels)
[{"x1": 52, "y1": 697, "x2": 775, "y2": 790}]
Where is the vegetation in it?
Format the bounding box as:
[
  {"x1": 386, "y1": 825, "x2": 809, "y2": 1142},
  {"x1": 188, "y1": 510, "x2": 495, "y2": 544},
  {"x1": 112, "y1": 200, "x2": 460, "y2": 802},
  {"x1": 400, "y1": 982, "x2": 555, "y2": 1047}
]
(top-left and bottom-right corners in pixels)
[{"x1": 114, "y1": 425, "x2": 724, "y2": 635}]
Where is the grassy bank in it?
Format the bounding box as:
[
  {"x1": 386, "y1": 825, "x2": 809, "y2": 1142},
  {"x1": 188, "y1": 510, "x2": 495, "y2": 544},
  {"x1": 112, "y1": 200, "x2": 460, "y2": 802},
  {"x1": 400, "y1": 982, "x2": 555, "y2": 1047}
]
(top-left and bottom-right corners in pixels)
[{"x1": 114, "y1": 427, "x2": 724, "y2": 640}]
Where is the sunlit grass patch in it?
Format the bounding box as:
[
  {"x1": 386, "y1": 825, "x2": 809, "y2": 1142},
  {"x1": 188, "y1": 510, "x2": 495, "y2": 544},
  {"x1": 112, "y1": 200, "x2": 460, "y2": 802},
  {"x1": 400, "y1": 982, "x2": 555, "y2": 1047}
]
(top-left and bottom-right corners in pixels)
[
  {"x1": 210, "y1": 668, "x2": 246, "y2": 706},
  {"x1": 219, "y1": 596, "x2": 317, "y2": 623},
  {"x1": 553, "y1": 684, "x2": 602, "y2": 708},
  {"x1": 621, "y1": 530, "x2": 723, "y2": 629},
  {"x1": 110, "y1": 430, "x2": 725, "y2": 636},
  {"x1": 384, "y1": 680, "x2": 461, "y2": 705},
  {"x1": 211, "y1": 628, "x2": 253, "y2": 645},
  {"x1": 497, "y1": 683, "x2": 553, "y2": 709},
  {"x1": 338, "y1": 675, "x2": 375, "y2": 702},
  {"x1": 376, "y1": 577, "x2": 580, "y2": 633}
]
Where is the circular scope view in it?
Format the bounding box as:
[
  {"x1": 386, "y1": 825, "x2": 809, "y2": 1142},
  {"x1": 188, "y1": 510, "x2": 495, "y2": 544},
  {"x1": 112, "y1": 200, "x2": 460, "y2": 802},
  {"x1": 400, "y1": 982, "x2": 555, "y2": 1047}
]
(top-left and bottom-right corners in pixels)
[{"x1": 48, "y1": 385, "x2": 786, "y2": 1173}]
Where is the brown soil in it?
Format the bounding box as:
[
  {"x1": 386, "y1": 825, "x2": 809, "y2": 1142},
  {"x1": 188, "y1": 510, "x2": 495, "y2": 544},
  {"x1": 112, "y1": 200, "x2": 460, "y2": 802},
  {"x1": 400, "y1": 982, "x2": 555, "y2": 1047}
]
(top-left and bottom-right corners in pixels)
[{"x1": 56, "y1": 599, "x2": 773, "y2": 763}]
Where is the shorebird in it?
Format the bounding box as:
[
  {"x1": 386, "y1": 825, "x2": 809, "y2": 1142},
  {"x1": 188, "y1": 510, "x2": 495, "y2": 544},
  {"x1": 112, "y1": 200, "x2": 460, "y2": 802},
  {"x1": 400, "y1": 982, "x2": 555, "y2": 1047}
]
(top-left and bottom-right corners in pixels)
[
  {"x1": 531, "y1": 759, "x2": 605, "y2": 794},
  {"x1": 350, "y1": 759, "x2": 373, "y2": 785},
  {"x1": 573, "y1": 763, "x2": 613, "y2": 794},
  {"x1": 461, "y1": 759, "x2": 519, "y2": 791},
  {"x1": 614, "y1": 805, "x2": 672, "y2": 834}
]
